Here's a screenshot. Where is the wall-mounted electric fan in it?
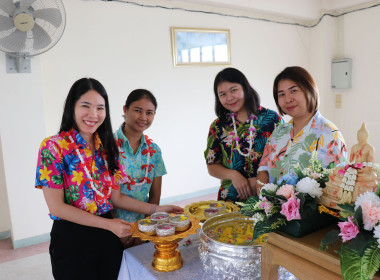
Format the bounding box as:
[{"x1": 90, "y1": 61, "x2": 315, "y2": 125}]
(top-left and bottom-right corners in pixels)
[{"x1": 0, "y1": 0, "x2": 66, "y2": 73}]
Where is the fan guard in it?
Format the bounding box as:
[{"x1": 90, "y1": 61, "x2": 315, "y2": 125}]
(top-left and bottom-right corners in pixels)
[{"x1": 0, "y1": 0, "x2": 66, "y2": 58}]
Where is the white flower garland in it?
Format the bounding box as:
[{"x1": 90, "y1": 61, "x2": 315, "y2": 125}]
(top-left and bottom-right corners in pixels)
[
  {"x1": 340, "y1": 167, "x2": 357, "y2": 192},
  {"x1": 68, "y1": 135, "x2": 105, "y2": 198},
  {"x1": 339, "y1": 162, "x2": 380, "y2": 193},
  {"x1": 230, "y1": 114, "x2": 256, "y2": 157}
]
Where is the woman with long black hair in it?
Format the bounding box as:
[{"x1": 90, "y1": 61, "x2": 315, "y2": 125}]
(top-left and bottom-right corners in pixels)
[
  {"x1": 35, "y1": 78, "x2": 182, "y2": 279},
  {"x1": 204, "y1": 68, "x2": 283, "y2": 202}
]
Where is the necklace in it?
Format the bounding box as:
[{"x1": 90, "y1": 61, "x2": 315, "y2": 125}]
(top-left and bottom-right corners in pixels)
[
  {"x1": 230, "y1": 113, "x2": 257, "y2": 157},
  {"x1": 61, "y1": 130, "x2": 116, "y2": 200},
  {"x1": 118, "y1": 134, "x2": 156, "y2": 190}
]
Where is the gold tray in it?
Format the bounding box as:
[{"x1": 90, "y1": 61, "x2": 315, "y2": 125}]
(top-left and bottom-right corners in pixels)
[
  {"x1": 131, "y1": 216, "x2": 200, "y2": 244},
  {"x1": 132, "y1": 216, "x2": 200, "y2": 272},
  {"x1": 183, "y1": 200, "x2": 240, "y2": 222}
]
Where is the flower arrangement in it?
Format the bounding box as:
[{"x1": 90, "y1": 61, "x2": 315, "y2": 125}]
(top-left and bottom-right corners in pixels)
[
  {"x1": 292, "y1": 150, "x2": 335, "y2": 188},
  {"x1": 238, "y1": 151, "x2": 336, "y2": 239},
  {"x1": 239, "y1": 177, "x2": 326, "y2": 240},
  {"x1": 320, "y1": 191, "x2": 380, "y2": 280}
]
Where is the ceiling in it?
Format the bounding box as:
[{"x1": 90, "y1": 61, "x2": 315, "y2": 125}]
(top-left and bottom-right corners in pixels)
[{"x1": 173, "y1": 0, "x2": 378, "y2": 20}]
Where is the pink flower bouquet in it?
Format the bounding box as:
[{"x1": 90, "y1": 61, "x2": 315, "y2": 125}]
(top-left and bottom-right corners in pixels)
[
  {"x1": 239, "y1": 177, "x2": 328, "y2": 239},
  {"x1": 320, "y1": 191, "x2": 380, "y2": 280}
]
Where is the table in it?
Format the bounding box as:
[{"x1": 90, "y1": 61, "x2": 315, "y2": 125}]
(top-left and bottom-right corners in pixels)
[
  {"x1": 261, "y1": 225, "x2": 380, "y2": 280},
  {"x1": 118, "y1": 232, "x2": 296, "y2": 280},
  {"x1": 117, "y1": 234, "x2": 213, "y2": 280}
]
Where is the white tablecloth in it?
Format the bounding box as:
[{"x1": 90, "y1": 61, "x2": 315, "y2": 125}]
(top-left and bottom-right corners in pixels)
[
  {"x1": 117, "y1": 233, "x2": 297, "y2": 280},
  {"x1": 117, "y1": 234, "x2": 212, "y2": 280}
]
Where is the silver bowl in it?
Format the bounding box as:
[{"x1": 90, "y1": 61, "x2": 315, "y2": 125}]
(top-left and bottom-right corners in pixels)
[{"x1": 198, "y1": 212, "x2": 261, "y2": 280}]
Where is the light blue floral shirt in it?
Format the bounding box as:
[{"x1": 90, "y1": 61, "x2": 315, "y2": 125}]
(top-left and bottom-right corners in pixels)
[
  {"x1": 114, "y1": 124, "x2": 167, "y2": 222},
  {"x1": 258, "y1": 111, "x2": 348, "y2": 183}
]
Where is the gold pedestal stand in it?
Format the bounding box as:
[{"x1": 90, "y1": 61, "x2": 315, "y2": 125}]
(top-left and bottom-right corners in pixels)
[
  {"x1": 132, "y1": 217, "x2": 200, "y2": 272},
  {"x1": 152, "y1": 241, "x2": 182, "y2": 271}
]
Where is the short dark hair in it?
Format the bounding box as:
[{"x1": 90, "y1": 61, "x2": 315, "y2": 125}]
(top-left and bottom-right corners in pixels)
[
  {"x1": 273, "y1": 66, "x2": 319, "y2": 116},
  {"x1": 213, "y1": 67, "x2": 260, "y2": 120},
  {"x1": 59, "y1": 78, "x2": 119, "y2": 175},
  {"x1": 125, "y1": 89, "x2": 157, "y2": 110}
]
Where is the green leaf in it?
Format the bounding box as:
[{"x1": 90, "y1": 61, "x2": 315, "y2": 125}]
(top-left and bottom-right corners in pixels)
[
  {"x1": 246, "y1": 195, "x2": 260, "y2": 205},
  {"x1": 253, "y1": 221, "x2": 275, "y2": 240},
  {"x1": 302, "y1": 134, "x2": 318, "y2": 152},
  {"x1": 338, "y1": 203, "x2": 356, "y2": 217},
  {"x1": 340, "y1": 245, "x2": 370, "y2": 280},
  {"x1": 52, "y1": 175, "x2": 63, "y2": 185},
  {"x1": 260, "y1": 189, "x2": 286, "y2": 203},
  {"x1": 240, "y1": 204, "x2": 260, "y2": 217},
  {"x1": 362, "y1": 242, "x2": 380, "y2": 279},
  {"x1": 346, "y1": 232, "x2": 375, "y2": 256},
  {"x1": 41, "y1": 148, "x2": 54, "y2": 166},
  {"x1": 376, "y1": 182, "x2": 380, "y2": 196},
  {"x1": 320, "y1": 229, "x2": 340, "y2": 250},
  {"x1": 64, "y1": 185, "x2": 80, "y2": 203},
  {"x1": 294, "y1": 168, "x2": 305, "y2": 180},
  {"x1": 327, "y1": 161, "x2": 336, "y2": 169},
  {"x1": 93, "y1": 173, "x2": 100, "y2": 181},
  {"x1": 354, "y1": 207, "x2": 364, "y2": 229},
  {"x1": 221, "y1": 146, "x2": 232, "y2": 168}
]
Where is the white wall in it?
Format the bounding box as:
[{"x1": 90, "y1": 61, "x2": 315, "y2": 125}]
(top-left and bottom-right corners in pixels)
[
  {"x1": 0, "y1": 131, "x2": 11, "y2": 236},
  {"x1": 0, "y1": 54, "x2": 51, "y2": 244},
  {"x1": 310, "y1": 6, "x2": 380, "y2": 160},
  {"x1": 1, "y1": 0, "x2": 379, "y2": 247}
]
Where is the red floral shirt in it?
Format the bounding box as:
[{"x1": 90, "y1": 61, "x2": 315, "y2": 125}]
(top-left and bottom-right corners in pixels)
[{"x1": 35, "y1": 129, "x2": 127, "y2": 218}]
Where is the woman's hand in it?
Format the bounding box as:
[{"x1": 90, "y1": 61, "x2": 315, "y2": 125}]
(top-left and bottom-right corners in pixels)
[
  {"x1": 108, "y1": 218, "x2": 133, "y2": 238},
  {"x1": 231, "y1": 171, "x2": 253, "y2": 200},
  {"x1": 157, "y1": 205, "x2": 183, "y2": 214}
]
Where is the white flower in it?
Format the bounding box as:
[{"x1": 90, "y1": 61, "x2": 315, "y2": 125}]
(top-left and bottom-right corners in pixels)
[
  {"x1": 252, "y1": 213, "x2": 265, "y2": 223},
  {"x1": 354, "y1": 191, "x2": 380, "y2": 211},
  {"x1": 374, "y1": 224, "x2": 380, "y2": 247},
  {"x1": 220, "y1": 188, "x2": 228, "y2": 199},
  {"x1": 259, "y1": 183, "x2": 278, "y2": 199},
  {"x1": 295, "y1": 177, "x2": 323, "y2": 198}
]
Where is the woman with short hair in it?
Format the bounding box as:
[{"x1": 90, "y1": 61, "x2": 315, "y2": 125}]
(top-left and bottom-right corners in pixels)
[{"x1": 257, "y1": 66, "x2": 348, "y2": 186}]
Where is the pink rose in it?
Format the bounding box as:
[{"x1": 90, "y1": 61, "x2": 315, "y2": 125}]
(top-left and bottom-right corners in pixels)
[
  {"x1": 276, "y1": 184, "x2": 295, "y2": 200},
  {"x1": 361, "y1": 201, "x2": 380, "y2": 231},
  {"x1": 259, "y1": 198, "x2": 273, "y2": 214},
  {"x1": 280, "y1": 196, "x2": 301, "y2": 221},
  {"x1": 338, "y1": 216, "x2": 359, "y2": 243}
]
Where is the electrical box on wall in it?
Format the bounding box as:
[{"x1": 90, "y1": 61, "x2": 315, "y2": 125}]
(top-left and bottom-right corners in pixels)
[{"x1": 331, "y1": 58, "x2": 352, "y2": 89}]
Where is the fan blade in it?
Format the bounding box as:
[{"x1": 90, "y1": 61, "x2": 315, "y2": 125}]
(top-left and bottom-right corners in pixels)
[
  {"x1": 0, "y1": 29, "x2": 27, "y2": 52},
  {"x1": 33, "y1": 8, "x2": 62, "y2": 28},
  {"x1": 31, "y1": 23, "x2": 51, "y2": 50},
  {"x1": 0, "y1": 0, "x2": 16, "y2": 16},
  {"x1": 0, "y1": 15, "x2": 15, "y2": 32},
  {"x1": 20, "y1": 0, "x2": 38, "y2": 10}
]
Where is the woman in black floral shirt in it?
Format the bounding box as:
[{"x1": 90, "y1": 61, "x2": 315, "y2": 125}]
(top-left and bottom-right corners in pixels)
[{"x1": 204, "y1": 68, "x2": 283, "y2": 202}]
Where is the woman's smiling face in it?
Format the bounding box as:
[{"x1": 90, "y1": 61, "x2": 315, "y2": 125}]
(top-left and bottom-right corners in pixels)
[
  {"x1": 74, "y1": 89, "x2": 106, "y2": 142},
  {"x1": 277, "y1": 79, "x2": 309, "y2": 119},
  {"x1": 123, "y1": 97, "x2": 156, "y2": 134},
  {"x1": 217, "y1": 81, "x2": 245, "y2": 115}
]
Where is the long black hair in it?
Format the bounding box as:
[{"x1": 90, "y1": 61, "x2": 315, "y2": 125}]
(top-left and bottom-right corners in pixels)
[
  {"x1": 124, "y1": 89, "x2": 157, "y2": 109},
  {"x1": 213, "y1": 67, "x2": 261, "y2": 121},
  {"x1": 60, "y1": 78, "x2": 119, "y2": 175}
]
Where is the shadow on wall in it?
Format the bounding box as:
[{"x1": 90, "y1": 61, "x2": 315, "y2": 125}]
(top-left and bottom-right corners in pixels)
[{"x1": 0, "y1": 129, "x2": 12, "y2": 239}]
